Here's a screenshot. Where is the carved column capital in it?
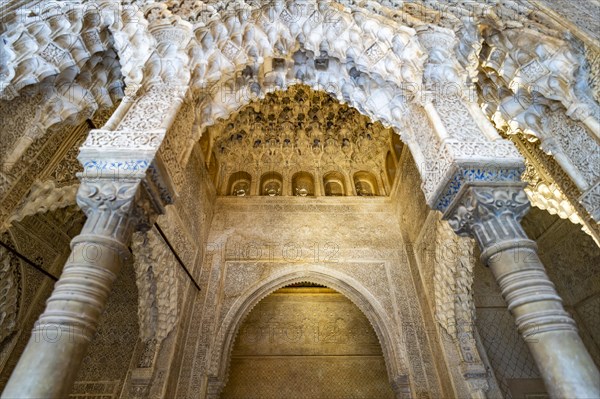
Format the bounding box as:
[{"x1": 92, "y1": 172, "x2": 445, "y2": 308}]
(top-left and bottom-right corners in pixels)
[
  {"x1": 75, "y1": 178, "x2": 141, "y2": 246},
  {"x1": 444, "y1": 184, "x2": 532, "y2": 260},
  {"x1": 76, "y1": 179, "x2": 140, "y2": 217}
]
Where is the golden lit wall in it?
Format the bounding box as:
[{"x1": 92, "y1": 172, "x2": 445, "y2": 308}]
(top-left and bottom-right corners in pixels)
[{"x1": 221, "y1": 287, "x2": 395, "y2": 398}]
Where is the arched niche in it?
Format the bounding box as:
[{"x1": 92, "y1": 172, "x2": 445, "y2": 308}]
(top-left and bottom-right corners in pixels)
[
  {"x1": 354, "y1": 171, "x2": 379, "y2": 196},
  {"x1": 208, "y1": 266, "x2": 409, "y2": 398},
  {"x1": 227, "y1": 171, "x2": 251, "y2": 196},
  {"x1": 291, "y1": 171, "x2": 315, "y2": 197},
  {"x1": 323, "y1": 171, "x2": 346, "y2": 196},
  {"x1": 221, "y1": 284, "x2": 396, "y2": 398},
  {"x1": 260, "y1": 172, "x2": 283, "y2": 196}
]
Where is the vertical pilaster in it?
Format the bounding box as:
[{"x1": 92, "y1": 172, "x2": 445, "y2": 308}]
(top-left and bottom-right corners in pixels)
[{"x1": 313, "y1": 168, "x2": 322, "y2": 197}]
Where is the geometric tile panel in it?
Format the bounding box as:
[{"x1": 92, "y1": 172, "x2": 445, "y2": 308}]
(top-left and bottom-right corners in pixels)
[
  {"x1": 577, "y1": 295, "x2": 600, "y2": 352},
  {"x1": 476, "y1": 308, "x2": 541, "y2": 399}
]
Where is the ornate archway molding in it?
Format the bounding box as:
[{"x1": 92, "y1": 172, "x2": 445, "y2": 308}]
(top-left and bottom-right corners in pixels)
[
  {"x1": 2, "y1": 1, "x2": 597, "y2": 218},
  {"x1": 205, "y1": 265, "x2": 411, "y2": 398}
]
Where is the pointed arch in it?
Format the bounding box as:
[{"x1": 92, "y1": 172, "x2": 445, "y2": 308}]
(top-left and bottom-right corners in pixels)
[{"x1": 206, "y1": 265, "x2": 409, "y2": 397}]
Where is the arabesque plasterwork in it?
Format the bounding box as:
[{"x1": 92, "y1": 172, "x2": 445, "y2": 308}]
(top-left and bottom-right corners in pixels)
[{"x1": 2, "y1": 0, "x2": 598, "y2": 219}]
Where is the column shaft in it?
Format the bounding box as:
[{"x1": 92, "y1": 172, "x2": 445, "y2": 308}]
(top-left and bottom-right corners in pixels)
[
  {"x1": 446, "y1": 185, "x2": 600, "y2": 399},
  {"x1": 487, "y1": 243, "x2": 600, "y2": 398},
  {"x1": 2, "y1": 179, "x2": 141, "y2": 398}
]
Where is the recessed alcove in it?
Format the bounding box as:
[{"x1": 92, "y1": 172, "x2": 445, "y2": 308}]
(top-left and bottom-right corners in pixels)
[
  {"x1": 353, "y1": 171, "x2": 379, "y2": 196},
  {"x1": 228, "y1": 171, "x2": 252, "y2": 196},
  {"x1": 323, "y1": 171, "x2": 347, "y2": 196},
  {"x1": 260, "y1": 172, "x2": 283, "y2": 196},
  {"x1": 292, "y1": 171, "x2": 315, "y2": 196},
  {"x1": 220, "y1": 285, "x2": 395, "y2": 398}
]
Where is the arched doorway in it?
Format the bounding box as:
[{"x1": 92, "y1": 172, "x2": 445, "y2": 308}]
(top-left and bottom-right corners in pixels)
[{"x1": 220, "y1": 283, "x2": 395, "y2": 398}]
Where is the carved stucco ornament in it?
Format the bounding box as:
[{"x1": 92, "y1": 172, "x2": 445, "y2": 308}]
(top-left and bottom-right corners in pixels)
[
  {"x1": 131, "y1": 228, "x2": 180, "y2": 346},
  {"x1": 2, "y1": 180, "x2": 78, "y2": 231},
  {"x1": 478, "y1": 28, "x2": 600, "y2": 221},
  {"x1": 433, "y1": 218, "x2": 490, "y2": 397},
  {"x1": 3, "y1": 0, "x2": 596, "y2": 219},
  {"x1": 208, "y1": 86, "x2": 393, "y2": 194},
  {"x1": 0, "y1": 244, "x2": 21, "y2": 347}
]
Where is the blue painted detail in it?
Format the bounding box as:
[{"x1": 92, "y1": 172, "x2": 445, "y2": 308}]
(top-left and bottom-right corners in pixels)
[
  {"x1": 434, "y1": 167, "x2": 523, "y2": 212},
  {"x1": 81, "y1": 160, "x2": 150, "y2": 180}
]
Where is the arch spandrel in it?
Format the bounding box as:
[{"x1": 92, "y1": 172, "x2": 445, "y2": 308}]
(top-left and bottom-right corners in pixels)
[{"x1": 204, "y1": 265, "x2": 410, "y2": 398}]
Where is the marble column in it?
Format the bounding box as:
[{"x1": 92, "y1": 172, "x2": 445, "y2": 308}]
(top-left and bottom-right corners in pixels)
[
  {"x1": 445, "y1": 184, "x2": 600, "y2": 399},
  {"x1": 1, "y1": 178, "x2": 151, "y2": 398}
]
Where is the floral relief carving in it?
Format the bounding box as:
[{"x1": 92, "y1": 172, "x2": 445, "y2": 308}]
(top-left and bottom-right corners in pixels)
[
  {"x1": 117, "y1": 85, "x2": 188, "y2": 132},
  {"x1": 545, "y1": 110, "x2": 600, "y2": 189},
  {"x1": 434, "y1": 95, "x2": 487, "y2": 142},
  {"x1": 82, "y1": 130, "x2": 166, "y2": 151}
]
